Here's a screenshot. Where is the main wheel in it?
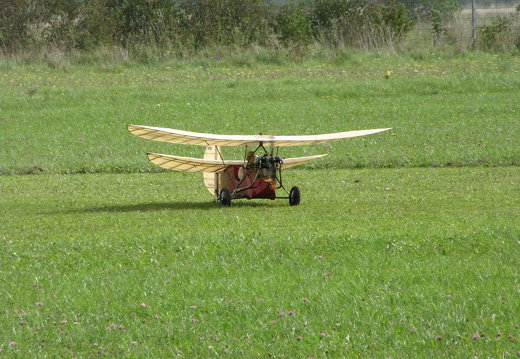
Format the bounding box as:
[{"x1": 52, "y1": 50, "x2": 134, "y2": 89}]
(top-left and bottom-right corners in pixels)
[
  {"x1": 289, "y1": 186, "x2": 300, "y2": 206},
  {"x1": 219, "y1": 188, "x2": 232, "y2": 207}
]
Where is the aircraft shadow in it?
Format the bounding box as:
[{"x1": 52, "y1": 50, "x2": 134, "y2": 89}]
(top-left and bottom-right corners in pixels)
[
  {"x1": 60, "y1": 201, "x2": 217, "y2": 214},
  {"x1": 59, "y1": 199, "x2": 283, "y2": 214}
]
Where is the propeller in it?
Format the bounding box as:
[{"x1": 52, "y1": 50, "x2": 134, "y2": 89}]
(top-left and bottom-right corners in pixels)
[{"x1": 263, "y1": 134, "x2": 284, "y2": 189}]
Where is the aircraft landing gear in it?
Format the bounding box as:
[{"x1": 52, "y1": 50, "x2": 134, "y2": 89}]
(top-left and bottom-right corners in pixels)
[
  {"x1": 289, "y1": 186, "x2": 300, "y2": 206},
  {"x1": 219, "y1": 188, "x2": 232, "y2": 207}
]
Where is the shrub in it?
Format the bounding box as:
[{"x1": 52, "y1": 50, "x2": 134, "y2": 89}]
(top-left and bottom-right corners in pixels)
[
  {"x1": 1, "y1": 0, "x2": 30, "y2": 53},
  {"x1": 275, "y1": 2, "x2": 313, "y2": 45},
  {"x1": 104, "y1": 0, "x2": 183, "y2": 46},
  {"x1": 478, "y1": 11, "x2": 520, "y2": 52},
  {"x1": 177, "y1": 0, "x2": 273, "y2": 48},
  {"x1": 312, "y1": 0, "x2": 415, "y2": 49}
]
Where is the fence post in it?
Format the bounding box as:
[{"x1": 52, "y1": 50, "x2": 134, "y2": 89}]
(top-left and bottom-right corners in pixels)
[{"x1": 471, "y1": 0, "x2": 477, "y2": 46}]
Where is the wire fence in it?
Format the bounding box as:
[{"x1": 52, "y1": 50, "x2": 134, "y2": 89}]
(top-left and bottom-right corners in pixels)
[{"x1": 404, "y1": 0, "x2": 520, "y2": 45}]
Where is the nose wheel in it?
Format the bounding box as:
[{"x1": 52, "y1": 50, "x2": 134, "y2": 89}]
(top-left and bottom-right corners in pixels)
[{"x1": 289, "y1": 186, "x2": 300, "y2": 206}]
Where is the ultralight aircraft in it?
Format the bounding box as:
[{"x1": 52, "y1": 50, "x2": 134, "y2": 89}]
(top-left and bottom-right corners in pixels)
[{"x1": 127, "y1": 125, "x2": 390, "y2": 206}]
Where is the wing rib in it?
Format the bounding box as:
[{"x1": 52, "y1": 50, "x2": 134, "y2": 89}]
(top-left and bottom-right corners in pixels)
[
  {"x1": 147, "y1": 153, "x2": 242, "y2": 173},
  {"x1": 282, "y1": 154, "x2": 327, "y2": 168}
]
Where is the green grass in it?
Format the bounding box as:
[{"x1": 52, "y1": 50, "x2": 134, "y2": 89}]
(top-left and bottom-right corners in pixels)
[
  {"x1": 2, "y1": 51, "x2": 519, "y2": 175},
  {"x1": 1, "y1": 52, "x2": 520, "y2": 357},
  {"x1": 2, "y1": 168, "x2": 519, "y2": 357}
]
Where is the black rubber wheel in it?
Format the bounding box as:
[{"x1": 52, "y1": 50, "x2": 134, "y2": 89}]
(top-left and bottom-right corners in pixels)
[
  {"x1": 220, "y1": 188, "x2": 232, "y2": 207},
  {"x1": 289, "y1": 186, "x2": 300, "y2": 206}
]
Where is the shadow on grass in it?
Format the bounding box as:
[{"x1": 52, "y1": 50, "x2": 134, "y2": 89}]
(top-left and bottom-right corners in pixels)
[
  {"x1": 60, "y1": 199, "x2": 286, "y2": 214},
  {"x1": 64, "y1": 201, "x2": 218, "y2": 213}
]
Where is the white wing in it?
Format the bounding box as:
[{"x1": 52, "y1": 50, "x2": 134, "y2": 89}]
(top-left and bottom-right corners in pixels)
[
  {"x1": 128, "y1": 125, "x2": 391, "y2": 147},
  {"x1": 147, "y1": 153, "x2": 241, "y2": 173},
  {"x1": 147, "y1": 153, "x2": 327, "y2": 173}
]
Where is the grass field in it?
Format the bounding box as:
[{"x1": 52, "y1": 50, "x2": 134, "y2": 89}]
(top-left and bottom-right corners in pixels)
[
  {"x1": 1, "y1": 51, "x2": 520, "y2": 357},
  {"x1": 2, "y1": 51, "x2": 520, "y2": 174}
]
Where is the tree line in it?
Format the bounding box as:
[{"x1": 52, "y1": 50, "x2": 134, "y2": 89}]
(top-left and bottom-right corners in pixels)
[{"x1": 1, "y1": 0, "x2": 462, "y2": 55}]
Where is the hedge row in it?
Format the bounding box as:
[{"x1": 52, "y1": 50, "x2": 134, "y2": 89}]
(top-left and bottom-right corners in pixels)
[{"x1": 1, "y1": 0, "x2": 431, "y2": 54}]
